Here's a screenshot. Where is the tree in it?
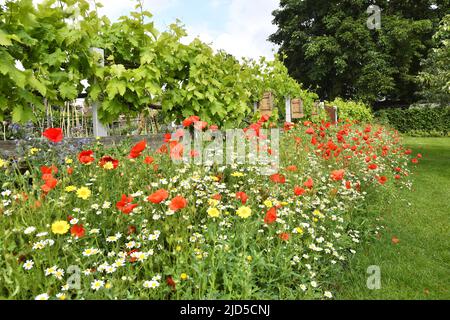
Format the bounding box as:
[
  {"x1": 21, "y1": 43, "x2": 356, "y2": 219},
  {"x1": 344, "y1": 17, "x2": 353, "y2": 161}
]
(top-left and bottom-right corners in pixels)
[
  {"x1": 270, "y1": 0, "x2": 450, "y2": 105},
  {"x1": 417, "y1": 14, "x2": 450, "y2": 105}
]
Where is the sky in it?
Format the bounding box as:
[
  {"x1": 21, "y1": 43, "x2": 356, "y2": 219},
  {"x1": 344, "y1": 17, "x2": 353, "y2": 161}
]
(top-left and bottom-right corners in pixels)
[{"x1": 95, "y1": 0, "x2": 280, "y2": 60}]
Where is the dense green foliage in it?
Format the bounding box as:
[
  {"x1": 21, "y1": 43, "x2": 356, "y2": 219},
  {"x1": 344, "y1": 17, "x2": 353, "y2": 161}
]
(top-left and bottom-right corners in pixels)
[
  {"x1": 270, "y1": 0, "x2": 450, "y2": 104},
  {"x1": 417, "y1": 14, "x2": 450, "y2": 105},
  {"x1": 0, "y1": 0, "x2": 313, "y2": 128},
  {"x1": 375, "y1": 106, "x2": 450, "y2": 136},
  {"x1": 331, "y1": 98, "x2": 373, "y2": 123}
]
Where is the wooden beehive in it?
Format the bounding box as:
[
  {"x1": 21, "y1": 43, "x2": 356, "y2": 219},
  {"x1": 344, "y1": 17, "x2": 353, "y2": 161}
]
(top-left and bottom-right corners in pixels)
[
  {"x1": 259, "y1": 92, "x2": 274, "y2": 117},
  {"x1": 291, "y1": 98, "x2": 304, "y2": 119}
]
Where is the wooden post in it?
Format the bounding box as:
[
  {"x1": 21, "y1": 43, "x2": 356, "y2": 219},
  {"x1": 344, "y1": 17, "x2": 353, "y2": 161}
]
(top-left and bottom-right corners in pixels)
[
  {"x1": 91, "y1": 48, "x2": 108, "y2": 137},
  {"x1": 285, "y1": 96, "x2": 291, "y2": 123}
]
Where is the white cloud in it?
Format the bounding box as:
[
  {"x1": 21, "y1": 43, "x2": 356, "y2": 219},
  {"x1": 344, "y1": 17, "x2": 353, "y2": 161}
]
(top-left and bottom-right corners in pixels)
[{"x1": 184, "y1": 0, "x2": 279, "y2": 60}]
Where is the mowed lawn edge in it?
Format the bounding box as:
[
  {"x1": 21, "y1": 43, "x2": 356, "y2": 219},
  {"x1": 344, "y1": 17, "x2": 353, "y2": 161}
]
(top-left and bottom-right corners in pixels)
[{"x1": 335, "y1": 137, "x2": 450, "y2": 300}]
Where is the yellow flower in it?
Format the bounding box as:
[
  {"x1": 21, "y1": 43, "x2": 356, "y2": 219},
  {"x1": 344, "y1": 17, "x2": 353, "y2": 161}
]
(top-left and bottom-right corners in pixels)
[
  {"x1": 236, "y1": 206, "x2": 252, "y2": 219},
  {"x1": 280, "y1": 202, "x2": 289, "y2": 206},
  {"x1": 295, "y1": 227, "x2": 304, "y2": 235},
  {"x1": 65, "y1": 186, "x2": 77, "y2": 193},
  {"x1": 103, "y1": 162, "x2": 114, "y2": 170},
  {"x1": 210, "y1": 176, "x2": 219, "y2": 182},
  {"x1": 313, "y1": 218, "x2": 319, "y2": 223},
  {"x1": 105, "y1": 283, "x2": 112, "y2": 289},
  {"x1": 65, "y1": 158, "x2": 73, "y2": 165},
  {"x1": 263, "y1": 200, "x2": 273, "y2": 208},
  {"x1": 0, "y1": 158, "x2": 7, "y2": 168},
  {"x1": 313, "y1": 210, "x2": 324, "y2": 219},
  {"x1": 76, "y1": 187, "x2": 91, "y2": 200},
  {"x1": 207, "y1": 207, "x2": 221, "y2": 218},
  {"x1": 29, "y1": 148, "x2": 40, "y2": 155},
  {"x1": 180, "y1": 273, "x2": 188, "y2": 281},
  {"x1": 246, "y1": 255, "x2": 253, "y2": 262},
  {"x1": 176, "y1": 245, "x2": 182, "y2": 252},
  {"x1": 51, "y1": 221, "x2": 70, "y2": 235},
  {"x1": 208, "y1": 199, "x2": 219, "y2": 207},
  {"x1": 231, "y1": 172, "x2": 245, "y2": 177}
]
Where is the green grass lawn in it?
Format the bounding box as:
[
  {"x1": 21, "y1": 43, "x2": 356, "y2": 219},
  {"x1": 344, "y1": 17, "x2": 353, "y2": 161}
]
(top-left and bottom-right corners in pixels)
[{"x1": 335, "y1": 137, "x2": 450, "y2": 300}]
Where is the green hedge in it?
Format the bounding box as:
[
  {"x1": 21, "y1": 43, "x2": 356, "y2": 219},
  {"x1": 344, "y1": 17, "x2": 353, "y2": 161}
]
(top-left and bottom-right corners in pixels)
[
  {"x1": 331, "y1": 98, "x2": 374, "y2": 123},
  {"x1": 375, "y1": 106, "x2": 450, "y2": 136}
]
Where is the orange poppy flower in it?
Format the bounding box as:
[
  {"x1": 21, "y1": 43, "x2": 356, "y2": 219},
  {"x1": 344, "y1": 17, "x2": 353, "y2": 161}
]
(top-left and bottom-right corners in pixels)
[
  {"x1": 264, "y1": 207, "x2": 277, "y2": 225},
  {"x1": 236, "y1": 191, "x2": 248, "y2": 205},
  {"x1": 148, "y1": 189, "x2": 169, "y2": 204},
  {"x1": 78, "y1": 150, "x2": 95, "y2": 165},
  {"x1": 169, "y1": 196, "x2": 188, "y2": 212},
  {"x1": 43, "y1": 128, "x2": 63, "y2": 143}
]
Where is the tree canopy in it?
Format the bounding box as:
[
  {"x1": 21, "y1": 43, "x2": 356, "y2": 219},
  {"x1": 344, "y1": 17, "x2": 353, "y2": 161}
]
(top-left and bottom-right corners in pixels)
[
  {"x1": 270, "y1": 0, "x2": 450, "y2": 105},
  {"x1": 417, "y1": 14, "x2": 450, "y2": 105}
]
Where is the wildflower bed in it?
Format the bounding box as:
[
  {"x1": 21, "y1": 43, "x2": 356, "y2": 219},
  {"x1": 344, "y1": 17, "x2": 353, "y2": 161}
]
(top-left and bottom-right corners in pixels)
[{"x1": 0, "y1": 119, "x2": 420, "y2": 300}]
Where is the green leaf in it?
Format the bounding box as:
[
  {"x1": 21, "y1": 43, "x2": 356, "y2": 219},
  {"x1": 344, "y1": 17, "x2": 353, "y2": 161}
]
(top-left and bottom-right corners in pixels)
[
  {"x1": 28, "y1": 75, "x2": 47, "y2": 96},
  {"x1": 89, "y1": 83, "x2": 102, "y2": 101},
  {"x1": 59, "y1": 82, "x2": 78, "y2": 100},
  {"x1": 0, "y1": 30, "x2": 12, "y2": 46}
]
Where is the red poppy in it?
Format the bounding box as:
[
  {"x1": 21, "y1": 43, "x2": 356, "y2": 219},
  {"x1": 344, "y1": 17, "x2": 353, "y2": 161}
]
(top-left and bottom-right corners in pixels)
[
  {"x1": 264, "y1": 207, "x2": 277, "y2": 225},
  {"x1": 395, "y1": 175, "x2": 401, "y2": 180},
  {"x1": 78, "y1": 150, "x2": 95, "y2": 165},
  {"x1": 183, "y1": 116, "x2": 200, "y2": 127},
  {"x1": 169, "y1": 196, "x2": 188, "y2": 212},
  {"x1": 417, "y1": 153, "x2": 423, "y2": 159},
  {"x1": 144, "y1": 156, "x2": 155, "y2": 165},
  {"x1": 305, "y1": 127, "x2": 315, "y2": 135},
  {"x1": 286, "y1": 165, "x2": 298, "y2": 172},
  {"x1": 377, "y1": 176, "x2": 388, "y2": 185},
  {"x1": 99, "y1": 156, "x2": 119, "y2": 169},
  {"x1": 43, "y1": 128, "x2": 63, "y2": 143},
  {"x1": 156, "y1": 144, "x2": 168, "y2": 154},
  {"x1": 284, "y1": 122, "x2": 295, "y2": 132},
  {"x1": 236, "y1": 191, "x2": 248, "y2": 205},
  {"x1": 212, "y1": 194, "x2": 222, "y2": 201},
  {"x1": 368, "y1": 163, "x2": 378, "y2": 170},
  {"x1": 70, "y1": 224, "x2": 85, "y2": 238},
  {"x1": 129, "y1": 140, "x2": 147, "y2": 159},
  {"x1": 279, "y1": 233, "x2": 290, "y2": 241},
  {"x1": 148, "y1": 189, "x2": 169, "y2": 204},
  {"x1": 41, "y1": 177, "x2": 58, "y2": 193},
  {"x1": 116, "y1": 194, "x2": 139, "y2": 215},
  {"x1": 164, "y1": 133, "x2": 172, "y2": 143},
  {"x1": 270, "y1": 173, "x2": 286, "y2": 184},
  {"x1": 294, "y1": 186, "x2": 306, "y2": 196},
  {"x1": 166, "y1": 276, "x2": 176, "y2": 291},
  {"x1": 411, "y1": 158, "x2": 419, "y2": 164},
  {"x1": 331, "y1": 169, "x2": 345, "y2": 181},
  {"x1": 345, "y1": 181, "x2": 352, "y2": 189},
  {"x1": 194, "y1": 121, "x2": 208, "y2": 131},
  {"x1": 41, "y1": 165, "x2": 58, "y2": 176},
  {"x1": 260, "y1": 114, "x2": 270, "y2": 123},
  {"x1": 304, "y1": 177, "x2": 314, "y2": 189},
  {"x1": 67, "y1": 167, "x2": 73, "y2": 175}
]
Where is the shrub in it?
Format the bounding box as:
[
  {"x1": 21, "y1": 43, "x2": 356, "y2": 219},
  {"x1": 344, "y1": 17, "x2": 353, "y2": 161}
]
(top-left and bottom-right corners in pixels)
[
  {"x1": 375, "y1": 106, "x2": 450, "y2": 136},
  {"x1": 331, "y1": 98, "x2": 373, "y2": 123}
]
